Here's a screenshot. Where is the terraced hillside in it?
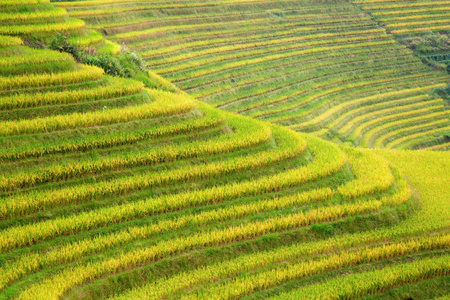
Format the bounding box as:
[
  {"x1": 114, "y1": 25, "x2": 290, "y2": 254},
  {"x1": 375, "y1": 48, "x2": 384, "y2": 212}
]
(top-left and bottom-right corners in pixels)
[
  {"x1": 57, "y1": 0, "x2": 450, "y2": 149},
  {"x1": 0, "y1": 0, "x2": 449, "y2": 299}
]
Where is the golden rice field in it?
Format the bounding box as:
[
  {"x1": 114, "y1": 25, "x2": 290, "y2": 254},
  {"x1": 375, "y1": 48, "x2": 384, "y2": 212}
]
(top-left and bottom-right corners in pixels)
[{"x1": 0, "y1": 0, "x2": 448, "y2": 299}]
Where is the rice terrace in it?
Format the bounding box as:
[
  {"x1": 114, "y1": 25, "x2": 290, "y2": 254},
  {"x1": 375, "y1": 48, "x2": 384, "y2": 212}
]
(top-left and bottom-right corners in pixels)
[{"x1": 0, "y1": 0, "x2": 449, "y2": 298}]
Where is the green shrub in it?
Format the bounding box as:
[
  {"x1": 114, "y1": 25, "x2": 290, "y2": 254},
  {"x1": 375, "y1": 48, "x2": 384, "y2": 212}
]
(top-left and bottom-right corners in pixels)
[
  {"x1": 434, "y1": 84, "x2": 450, "y2": 103},
  {"x1": 48, "y1": 32, "x2": 82, "y2": 61},
  {"x1": 403, "y1": 32, "x2": 449, "y2": 54},
  {"x1": 81, "y1": 54, "x2": 124, "y2": 77},
  {"x1": 46, "y1": 32, "x2": 146, "y2": 78}
]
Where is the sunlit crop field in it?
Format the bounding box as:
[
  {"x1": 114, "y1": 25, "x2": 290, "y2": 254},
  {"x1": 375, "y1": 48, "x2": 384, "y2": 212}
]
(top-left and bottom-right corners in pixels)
[{"x1": 0, "y1": 0, "x2": 448, "y2": 299}]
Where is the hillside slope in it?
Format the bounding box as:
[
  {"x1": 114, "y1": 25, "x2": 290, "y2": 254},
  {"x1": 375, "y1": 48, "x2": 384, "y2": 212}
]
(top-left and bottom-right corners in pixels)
[
  {"x1": 0, "y1": 0, "x2": 449, "y2": 299},
  {"x1": 58, "y1": 0, "x2": 450, "y2": 149}
]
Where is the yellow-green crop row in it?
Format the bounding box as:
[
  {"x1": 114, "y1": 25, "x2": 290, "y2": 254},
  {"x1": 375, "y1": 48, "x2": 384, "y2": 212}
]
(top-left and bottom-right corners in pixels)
[
  {"x1": 147, "y1": 33, "x2": 389, "y2": 67},
  {"x1": 207, "y1": 45, "x2": 413, "y2": 105},
  {"x1": 0, "y1": 88, "x2": 196, "y2": 136},
  {"x1": 15, "y1": 200, "x2": 380, "y2": 300},
  {"x1": 68, "y1": 29, "x2": 103, "y2": 46},
  {"x1": 385, "y1": 125, "x2": 450, "y2": 149},
  {"x1": 136, "y1": 25, "x2": 280, "y2": 56},
  {"x1": 189, "y1": 40, "x2": 400, "y2": 86},
  {"x1": 379, "y1": 165, "x2": 411, "y2": 206},
  {"x1": 374, "y1": 118, "x2": 450, "y2": 148},
  {"x1": 103, "y1": 17, "x2": 267, "y2": 37},
  {"x1": 207, "y1": 64, "x2": 370, "y2": 108},
  {"x1": 0, "y1": 8, "x2": 67, "y2": 23},
  {"x1": 271, "y1": 78, "x2": 427, "y2": 125},
  {"x1": 139, "y1": 25, "x2": 335, "y2": 58},
  {"x1": 111, "y1": 177, "x2": 412, "y2": 300},
  {"x1": 0, "y1": 102, "x2": 223, "y2": 161},
  {"x1": 90, "y1": 6, "x2": 356, "y2": 32},
  {"x1": 354, "y1": 0, "x2": 411, "y2": 3},
  {"x1": 58, "y1": 0, "x2": 300, "y2": 13},
  {"x1": 0, "y1": 118, "x2": 273, "y2": 214},
  {"x1": 274, "y1": 73, "x2": 445, "y2": 124},
  {"x1": 327, "y1": 96, "x2": 440, "y2": 136},
  {"x1": 1, "y1": 170, "x2": 412, "y2": 295},
  {"x1": 127, "y1": 20, "x2": 376, "y2": 53},
  {"x1": 116, "y1": 215, "x2": 438, "y2": 300},
  {"x1": 56, "y1": 0, "x2": 167, "y2": 7},
  {"x1": 0, "y1": 35, "x2": 22, "y2": 47},
  {"x1": 0, "y1": 64, "x2": 103, "y2": 90},
  {"x1": 154, "y1": 35, "x2": 391, "y2": 74},
  {"x1": 289, "y1": 84, "x2": 445, "y2": 130},
  {"x1": 337, "y1": 95, "x2": 440, "y2": 136},
  {"x1": 56, "y1": 0, "x2": 281, "y2": 7},
  {"x1": 349, "y1": 104, "x2": 445, "y2": 142},
  {"x1": 0, "y1": 113, "x2": 272, "y2": 191},
  {"x1": 392, "y1": 25, "x2": 450, "y2": 34},
  {"x1": 182, "y1": 235, "x2": 450, "y2": 299},
  {"x1": 232, "y1": 64, "x2": 428, "y2": 111},
  {"x1": 57, "y1": 0, "x2": 208, "y2": 10},
  {"x1": 278, "y1": 70, "x2": 438, "y2": 124},
  {"x1": 111, "y1": 169, "x2": 411, "y2": 300},
  {"x1": 0, "y1": 18, "x2": 85, "y2": 36},
  {"x1": 0, "y1": 0, "x2": 48, "y2": 6},
  {"x1": 343, "y1": 106, "x2": 446, "y2": 141},
  {"x1": 371, "y1": 6, "x2": 450, "y2": 16},
  {"x1": 362, "y1": 1, "x2": 450, "y2": 10},
  {"x1": 379, "y1": 13, "x2": 450, "y2": 22},
  {"x1": 199, "y1": 51, "x2": 411, "y2": 103},
  {"x1": 90, "y1": 14, "x2": 254, "y2": 32},
  {"x1": 62, "y1": 1, "x2": 257, "y2": 17},
  {"x1": 385, "y1": 19, "x2": 450, "y2": 29},
  {"x1": 0, "y1": 187, "x2": 330, "y2": 289},
  {"x1": 112, "y1": 15, "x2": 370, "y2": 44},
  {"x1": 361, "y1": 111, "x2": 450, "y2": 147},
  {"x1": 273, "y1": 254, "x2": 450, "y2": 299},
  {"x1": 191, "y1": 39, "x2": 408, "y2": 88},
  {"x1": 256, "y1": 71, "x2": 435, "y2": 121},
  {"x1": 0, "y1": 76, "x2": 143, "y2": 109},
  {"x1": 337, "y1": 148, "x2": 394, "y2": 199},
  {"x1": 185, "y1": 43, "x2": 408, "y2": 92},
  {"x1": 0, "y1": 48, "x2": 72, "y2": 68},
  {"x1": 89, "y1": 10, "x2": 261, "y2": 31},
  {"x1": 0, "y1": 126, "x2": 293, "y2": 222},
  {"x1": 170, "y1": 40, "x2": 396, "y2": 82},
  {"x1": 0, "y1": 134, "x2": 343, "y2": 250}
]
